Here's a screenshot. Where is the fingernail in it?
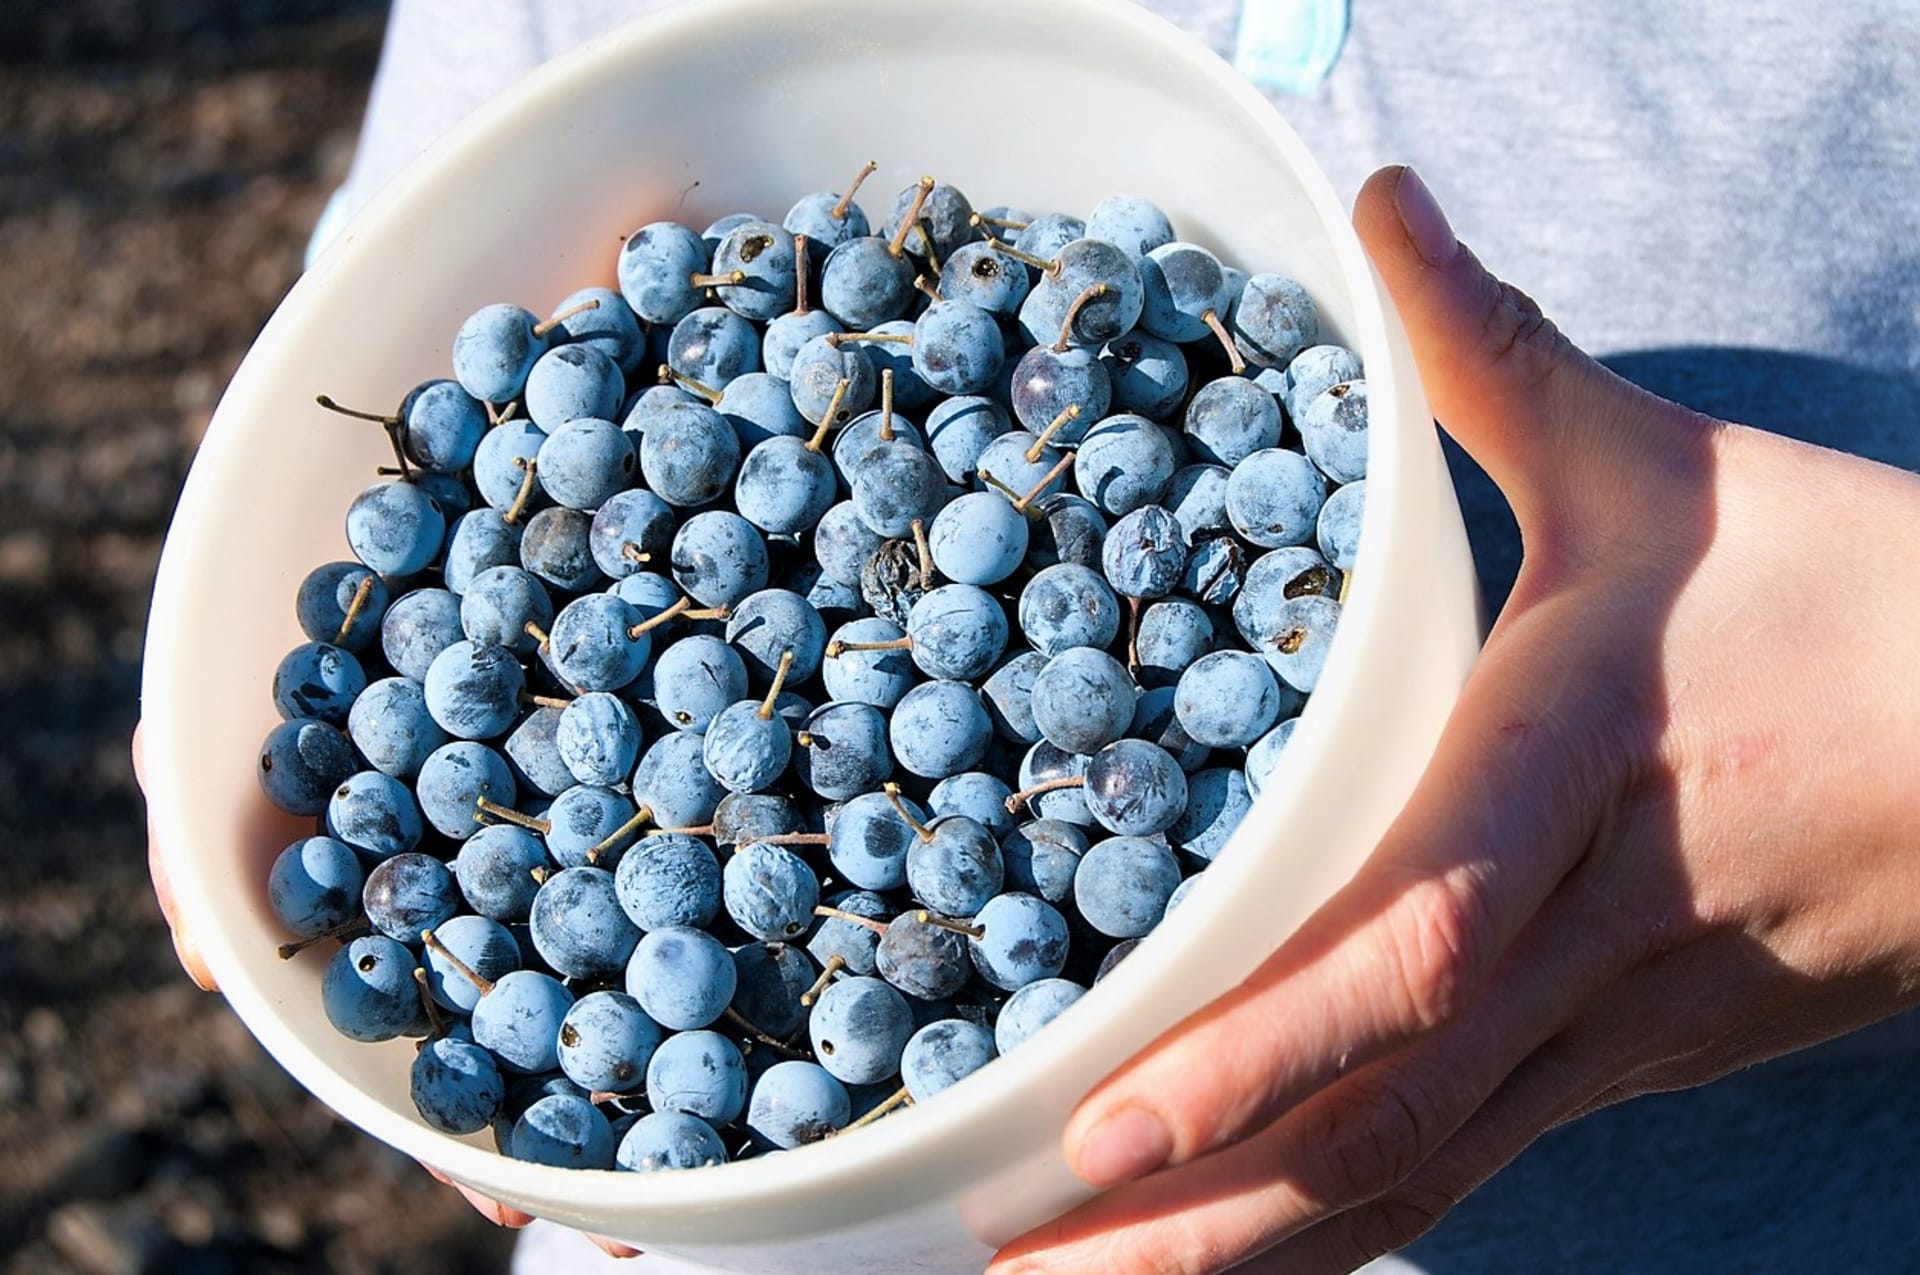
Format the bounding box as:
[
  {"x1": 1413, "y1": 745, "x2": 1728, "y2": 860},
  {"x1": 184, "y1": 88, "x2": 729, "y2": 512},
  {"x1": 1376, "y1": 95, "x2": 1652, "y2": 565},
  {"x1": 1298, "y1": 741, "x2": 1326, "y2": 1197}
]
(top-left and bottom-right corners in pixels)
[
  {"x1": 1071, "y1": 1106, "x2": 1171, "y2": 1187},
  {"x1": 1394, "y1": 166, "x2": 1455, "y2": 267}
]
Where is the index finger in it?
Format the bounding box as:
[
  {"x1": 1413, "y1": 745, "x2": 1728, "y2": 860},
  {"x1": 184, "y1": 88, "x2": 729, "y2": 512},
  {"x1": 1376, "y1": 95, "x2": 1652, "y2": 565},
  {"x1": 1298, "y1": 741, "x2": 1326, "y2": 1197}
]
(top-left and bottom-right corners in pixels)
[{"x1": 1058, "y1": 601, "x2": 1626, "y2": 1188}]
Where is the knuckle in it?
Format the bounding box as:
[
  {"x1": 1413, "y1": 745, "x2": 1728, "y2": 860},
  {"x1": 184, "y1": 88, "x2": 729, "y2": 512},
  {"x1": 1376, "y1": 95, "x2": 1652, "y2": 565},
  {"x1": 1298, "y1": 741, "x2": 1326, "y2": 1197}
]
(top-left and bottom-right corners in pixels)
[
  {"x1": 1469, "y1": 268, "x2": 1571, "y2": 392},
  {"x1": 1095, "y1": 1232, "x2": 1200, "y2": 1275},
  {"x1": 1156, "y1": 1228, "x2": 1237, "y2": 1275},
  {"x1": 1341, "y1": 1180, "x2": 1460, "y2": 1267},
  {"x1": 1071, "y1": 1214, "x2": 1238, "y2": 1275},
  {"x1": 1379, "y1": 869, "x2": 1493, "y2": 1035},
  {"x1": 1301, "y1": 1070, "x2": 1441, "y2": 1207}
]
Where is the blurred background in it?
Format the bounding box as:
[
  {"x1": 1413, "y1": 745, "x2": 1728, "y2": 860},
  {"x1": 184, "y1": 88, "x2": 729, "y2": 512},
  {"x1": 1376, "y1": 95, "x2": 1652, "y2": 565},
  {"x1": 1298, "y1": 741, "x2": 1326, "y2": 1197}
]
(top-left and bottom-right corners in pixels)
[{"x1": 0, "y1": 2, "x2": 513, "y2": 1270}]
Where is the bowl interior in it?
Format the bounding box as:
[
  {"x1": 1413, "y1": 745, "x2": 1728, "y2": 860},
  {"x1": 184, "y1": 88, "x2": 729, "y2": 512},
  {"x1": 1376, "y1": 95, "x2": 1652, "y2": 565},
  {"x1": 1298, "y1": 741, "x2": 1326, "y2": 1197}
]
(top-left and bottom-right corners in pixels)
[{"x1": 141, "y1": 0, "x2": 1448, "y2": 1256}]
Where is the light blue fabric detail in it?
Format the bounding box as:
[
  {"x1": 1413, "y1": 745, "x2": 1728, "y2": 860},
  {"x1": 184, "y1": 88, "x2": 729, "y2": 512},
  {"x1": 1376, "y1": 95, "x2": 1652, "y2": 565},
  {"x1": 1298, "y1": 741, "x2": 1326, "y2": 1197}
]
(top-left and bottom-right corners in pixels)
[{"x1": 1231, "y1": 0, "x2": 1350, "y2": 93}]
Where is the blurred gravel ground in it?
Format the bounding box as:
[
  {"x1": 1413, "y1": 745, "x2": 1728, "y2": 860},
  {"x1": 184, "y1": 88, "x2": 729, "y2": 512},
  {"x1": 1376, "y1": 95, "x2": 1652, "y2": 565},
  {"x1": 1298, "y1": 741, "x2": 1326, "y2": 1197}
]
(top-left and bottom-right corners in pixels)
[{"x1": 0, "y1": 3, "x2": 513, "y2": 1271}]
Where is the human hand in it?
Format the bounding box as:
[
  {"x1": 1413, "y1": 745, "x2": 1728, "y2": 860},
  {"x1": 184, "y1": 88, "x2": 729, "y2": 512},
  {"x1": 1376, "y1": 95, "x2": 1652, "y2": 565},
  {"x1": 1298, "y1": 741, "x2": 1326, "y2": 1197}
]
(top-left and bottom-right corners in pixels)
[
  {"x1": 132, "y1": 725, "x2": 640, "y2": 1259},
  {"x1": 136, "y1": 722, "x2": 220, "y2": 993},
  {"x1": 991, "y1": 165, "x2": 1920, "y2": 1274}
]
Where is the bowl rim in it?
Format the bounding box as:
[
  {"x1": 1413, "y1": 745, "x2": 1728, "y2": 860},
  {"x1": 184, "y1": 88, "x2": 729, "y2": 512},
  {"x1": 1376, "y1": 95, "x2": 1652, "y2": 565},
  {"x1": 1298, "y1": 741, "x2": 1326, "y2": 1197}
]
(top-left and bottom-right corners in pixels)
[{"x1": 142, "y1": 0, "x2": 1415, "y2": 1223}]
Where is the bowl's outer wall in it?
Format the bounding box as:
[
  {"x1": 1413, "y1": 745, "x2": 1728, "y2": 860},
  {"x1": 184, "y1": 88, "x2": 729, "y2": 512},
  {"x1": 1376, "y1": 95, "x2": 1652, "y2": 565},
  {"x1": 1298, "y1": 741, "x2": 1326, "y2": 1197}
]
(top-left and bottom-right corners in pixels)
[{"x1": 141, "y1": 0, "x2": 1480, "y2": 1270}]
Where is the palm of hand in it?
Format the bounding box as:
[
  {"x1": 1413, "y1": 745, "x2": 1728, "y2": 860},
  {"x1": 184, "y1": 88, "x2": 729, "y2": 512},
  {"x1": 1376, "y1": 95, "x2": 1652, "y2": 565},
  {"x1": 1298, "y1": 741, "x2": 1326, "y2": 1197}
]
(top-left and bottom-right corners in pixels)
[{"x1": 991, "y1": 169, "x2": 1920, "y2": 1275}]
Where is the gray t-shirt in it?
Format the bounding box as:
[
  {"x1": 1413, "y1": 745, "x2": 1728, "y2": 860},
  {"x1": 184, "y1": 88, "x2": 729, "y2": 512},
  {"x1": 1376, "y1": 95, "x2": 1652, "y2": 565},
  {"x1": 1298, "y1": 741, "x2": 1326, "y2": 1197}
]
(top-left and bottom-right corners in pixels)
[
  {"x1": 340, "y1": 4, "x2": 1920, "y2": 1269},
  {"x1": 339, "y1": 0, "x2": 1919, "y2": 608}
]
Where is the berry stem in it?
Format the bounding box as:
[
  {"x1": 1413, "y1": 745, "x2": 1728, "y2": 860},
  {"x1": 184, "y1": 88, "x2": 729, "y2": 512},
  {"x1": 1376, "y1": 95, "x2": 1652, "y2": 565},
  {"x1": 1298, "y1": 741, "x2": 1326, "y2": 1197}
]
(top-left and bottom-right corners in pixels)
[
  {"x1": 883, "y1": 781, "x2": 932, "y2": 842},
  {"x1": 979, "y1": 472, "x2": 1023, "y2": 502},
  {"x1": 879, "y1": 368, "x2": 895, "y2": 441},
  {"x1": 887, "y1": 176, "x2": 936, "y2": 258},
  {"x1": 1200, "y1": 308, "x2": 1247, "y2": 374},
  {"x1": 588, "y1": 1089, "x2": 639, "y2": 1108},
  {"x1": 977, "y1": 212, "x2": 1030, "y2": 231},
  {"x1": 474, "y1": 796, "x2": 552, "y2": 835},
  {"x1": 501, "y1": 456, "x2": 539, "y2": 524},
  {"x1": 649, "y1": 824, "x2": 715, "y2": 839},
  {"x1": 831, "y1": 160, "x2": 878, "y2": 221},
  {"x1": 1052, "y1": 283, "x2": 1109, "y2": 354},
  {"x1": 585, "y1": 805, "x2": 653, "y2": 865},
  {"x1": 813, "y1": 905, "x2": 889, "y2": 936},
  {"x1": 523, "y1": 620, "x2": 551, "y2": 651},
  {"x1": 910, "y1": 518, "x2": 933, "y2": 590},
  {"x1": 1014, "y1": 452, "x2": 1077, "y2": 512},
  {"x1": 621, "y1": 542, "x2": 651, "y2": 565},
  {"x1": 792, "y1": 233, "x2": 811, "y2": 315},
  {"x1": 420, "y1": 927, "x2": 497, "y2": 997},
  {"x1": 531, "y1": 296, "x2": 601, "y2": 338},
  {"x1": 322, "y1": 390, "x2": 417, "y2": 477},
  {"x1": 723, "y1": 1008, "x2": 811, "y2": 1058},
  {"x1": 825, "y1": 636, "x2": 912, "y2": 658},
  {"x1": 1339, "y1": 569, "x2": 1353, "y2": 604},
  {"x1": 1004, "y1": 774, "x2": 1086, "y2": 814},
  {"x1": 386, "y1": 424, "x2": 416, "y2": 479},
  {"x1": 518, "y1": 691, "x2": 572, "y2": 709},
  {"x1": 1023, "y1": 404, "x2": 1081, "y2": 463},
  {"x1": 274, "y1": 915, "x2": 369, "y2": 961},
  {"x1": 978, "y1": 232, "x2": 1058, "y2": 277},
  {"x1": 739, "y1": 832, "x2": 830, "y2": 847},
  {"x1": 756, "y1": 651, "x2": 796, "y2": 720},
  {"x1": 1126, "y1": 594, "x2": 1142, "y2": 675},
  {"x1": 827, "y1": 331, "x2": 915, "y2": 346},
  {"x1": 313, "y1": 394, "x2": 398, "y2": 426},
  {"x1": 689, "y1": 268, "x2": 748, "y2": 290},
  {"x1": 839, "y1": 1085, "x2": 912, "y2": 1132},
  {"x1": 912, "y1": 274, "x2": 941, "y2": 301},
  {"x1": 496, "y1": 400, "x2": 520, "y2": 425},
  {"x1": 806, "y1": 379, "x2": 849, "y2": 451},
  {"x1": 658, "y1": 364, "x2": 723, "y2": 405},
  {"x1": 915, "y1": 910, "x2": 985, "y2": 939},
  {"x1": 798, "y1": 954, "x2": 846, "y2": 1007},
  {"x1": 412, "y1": 966, "x2": 447, "y2": 1036},
  {"x1": 627, "y1": 596, "x2": 690, "y2": 638},
  {"x1": 333, "y1": 575, "x2": 376, "y2": 646},
  {"x1": 530, "y1": 865, "x2": 551, "y2": 885}
]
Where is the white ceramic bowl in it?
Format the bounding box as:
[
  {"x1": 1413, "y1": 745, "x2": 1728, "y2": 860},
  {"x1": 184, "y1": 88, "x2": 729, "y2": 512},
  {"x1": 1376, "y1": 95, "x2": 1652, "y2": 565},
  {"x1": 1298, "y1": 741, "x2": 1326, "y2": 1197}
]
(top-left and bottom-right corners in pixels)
[{"x1": 142, "y1": 0, "x2": 1479, "y2": 1269}]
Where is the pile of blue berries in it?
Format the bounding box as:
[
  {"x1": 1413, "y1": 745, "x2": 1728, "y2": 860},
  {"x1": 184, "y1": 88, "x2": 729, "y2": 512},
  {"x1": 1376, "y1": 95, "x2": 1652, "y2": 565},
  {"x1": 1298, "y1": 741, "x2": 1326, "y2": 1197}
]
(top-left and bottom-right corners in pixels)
[{"x1": 259, "y1": 163, "x2": 1368, "y2": 1172}]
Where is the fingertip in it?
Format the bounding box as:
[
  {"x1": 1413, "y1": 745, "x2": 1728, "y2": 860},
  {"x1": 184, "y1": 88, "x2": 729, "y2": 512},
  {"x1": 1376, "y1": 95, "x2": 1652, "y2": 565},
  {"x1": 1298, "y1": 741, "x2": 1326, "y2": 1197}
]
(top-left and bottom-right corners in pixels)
[
  {"x1": 173, "y1": 929, "x2": 218, "y2": 993},
  {"x1": 1353, "y1": 165, "x2": 1414, "y2": 268},
  {"x1": 587, "y1": 1233, "x2": 642, "y2": 1259},
  {"x1": 1356, "y1": 165, "x2": 1461, "y2": 283},
  {"x1": 1395, "y1": 168, "x2": 1456, "y2": 265},
  {"x1": 1353, "y1": 165, "x2": 1409, "y2": 240},
  {"x1": 989, "y1": 1227, "x2": 1069, "y2": 1275},
  {"x1": 1350, "y1": 162, "x2": 1603, "y2": 506},
  {"x1": 453, "y1": 1181, "x2": 533, "y2": 1228},
  {"x1": 1066, "y1": 1105, "x2": 1172, "y2": 1189}
]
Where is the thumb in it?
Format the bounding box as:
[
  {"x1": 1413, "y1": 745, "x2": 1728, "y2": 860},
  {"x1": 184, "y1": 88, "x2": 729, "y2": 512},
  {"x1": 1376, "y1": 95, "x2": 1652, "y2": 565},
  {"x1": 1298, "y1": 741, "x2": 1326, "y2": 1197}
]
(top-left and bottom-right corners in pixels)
[{"x1": 1352, "y1": 165, "x2": 1691, "y2": 540}]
